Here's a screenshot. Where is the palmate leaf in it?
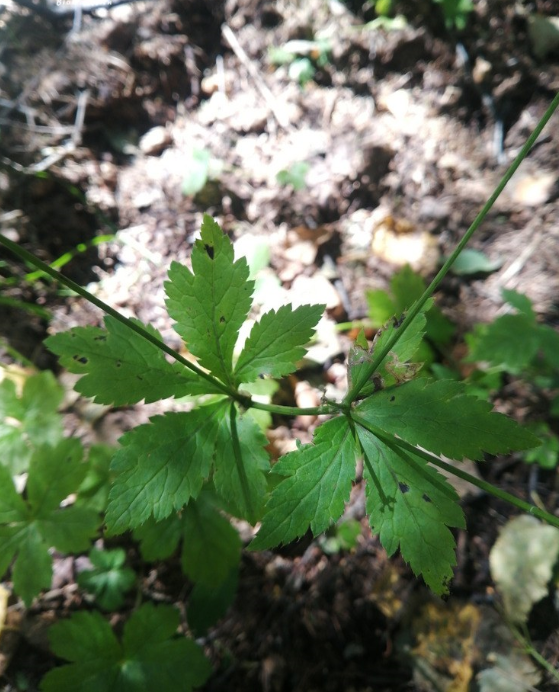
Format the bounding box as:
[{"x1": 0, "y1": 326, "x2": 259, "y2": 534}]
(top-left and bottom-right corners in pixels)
[
  {"x1": 41, "y1": 603, "x2": 211, "y2": 692},
  {"x1": 355, "y1": 378, "x2": 539, "y2": 460},
  {"x1": 234, "y1": 303, "x2": 324, "y2": 384},
  {"x1": 165, "y1": 215, "x2": 254, "y2": 385},
  {"x1": 214, "y1": 405, "x2": 270, "y2": 523},
  {"x1": 77, "y1": 548, "x2": 136, "y2": 611},
  {"x1": 0, "y1": 372, "x2": 63, "y2": 474},
  {"x1": 0, "y1": 440, "x2": 99, "y2": 605},
  {"x1": 134, "y1": 491, "x2": 241, "y2": 588},
  {"x1": 250, "y1": 417, "x2": 357, "y2": 549},
  {"x1": 357, "y1": 426, "x2": 465, "y2": 594},
  {"x1": 45, "y1": 316, "x2": 214, "y2": 406},
  {"x1": 105, "y1": 402, "x2": 228, "y2": 534}
]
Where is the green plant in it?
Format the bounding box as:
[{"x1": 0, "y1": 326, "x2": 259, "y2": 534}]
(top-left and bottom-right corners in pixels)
[
  {"x1": 0, "y1": 90, "x2": 557, "y2": 688},
  {"x1": 365, "y1": 0, "x2": 472, "y2": 31},
  {"x1": 463, "y1": 288, "x2": 559, "y2": 469},
  {"x1": 0, "y1": 438, "x2": 100, "y2": 605},
  {"x1": 276, "y1": 161, "x2": 310, "y2": 191},
  {"x1": 77, "y1": 547, "x2": 136, "y2": 610},
  {"x1": 319, "y1": 518, "x2": 362, "y2": 555},
  {"x1": 269, "y1": 39, "x2": 330, "y2": 86},
  {"x1": 40, "y1": 603, "x2": 211, "y2": 692},
  {"x1": 181, "y1": 147, "x2": 223, "y2": 198},
  {"x1": 432, "y1": 0, "x2": 474, "y2": 30},
  {"x1": 369, "y1": 273, "x2": 559, "y2": 470},
  {"x1": 365, "y1": 263, "x2": 455, "y2": 368},
  {"x1": 0, "y1": 370, "x2": 64, "y2": 473},
  {"x1": 24, "y1": 212, "x2": 547, "y2": 596}
]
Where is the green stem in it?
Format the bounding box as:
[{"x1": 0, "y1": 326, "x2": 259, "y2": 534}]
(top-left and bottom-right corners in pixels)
[
  {"x1": 0, "y1": 338, "x2": 37, "y2": 369},
  {"x1": 0, "y1": 232, "x2": 235, "y2": 399},
  {"x1": 230, "y1": 402, "x2": 255, "y2": 522},
  {"x1": 351, "y1": 412, "x2": 559, "y2": 530},
  {"x1": 246, "y1": 398, "x2": 340, "y2": 417},
  {"x1": 343, "y1": 90, "x2": 559, "y2": 405},
  {"x1": 511, "y1": 623, "x2": 559, "y2": 682}
]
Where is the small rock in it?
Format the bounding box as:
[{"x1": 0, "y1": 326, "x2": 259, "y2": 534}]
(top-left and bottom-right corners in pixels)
[
  {"x1": 139, "y1": 126, "x2": 173, "y2": 156},
  {"x1": 133, "y1": 188, "x2": 162, "y2": 209},
  {"x1": 371, "y1": 214, "x2": 439, "y2": 274},
  {"x1": 290, "y1": 274, "x2": 341, "y2": 310},
  {"x1": 509, "y1": 172, "x2": 556, "y2": 207}
]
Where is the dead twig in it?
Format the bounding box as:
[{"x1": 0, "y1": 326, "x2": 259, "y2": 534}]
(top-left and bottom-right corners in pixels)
[{"x1": 221, "y1": 23, "x2": 289, "y2": 130}]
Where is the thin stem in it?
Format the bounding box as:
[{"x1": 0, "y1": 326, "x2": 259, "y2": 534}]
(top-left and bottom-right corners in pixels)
[
  {"x1": 230, "y1": 401, "x2": 255, "y2": 521},
  {"x1": 351, "y1": 412, "x2": 559, "y2": 530},
  {"x1": 0, "y1": 338, "x2": 37, "y2": 369},
  {"x1": 245, "y1": 398, "x2": 341, "y2": 417},
  {"x1": 511, "y1": 623, "x2": 559, "y2": 683},
  {"x1": 0, "y1": 232, "x2": 235, "y2": 399},
  {"x1": 344, "y1": 90, "x2": 559, "y2": 405}
]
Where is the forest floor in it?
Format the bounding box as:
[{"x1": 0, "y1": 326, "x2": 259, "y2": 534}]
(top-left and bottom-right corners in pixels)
[{"x1": 1, "y1": 0, "x2": 559, "y2": 690}]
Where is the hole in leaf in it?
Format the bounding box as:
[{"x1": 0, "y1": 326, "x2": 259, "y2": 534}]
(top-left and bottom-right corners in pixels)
[
  {"x1": 204, "y1": 244, "x2": 214, "y2": 259},
  {"x1": 390, "y1": 395, "x2": 395, "y2": 402},
  {"x1": 398, "y1": 482, "x2": 410, "y2": 494},
  {"x1": 73, "y1": 355, "x2": 88, "y2": 364},
  {"x1": 219, "y1": 315, "x2": 225, "y2": 323},
  {"x1": 422, "y1": 494, "x2": 432, "y2": 503}
]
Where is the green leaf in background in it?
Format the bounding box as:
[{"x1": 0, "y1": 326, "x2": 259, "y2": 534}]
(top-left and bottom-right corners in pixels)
[
  {"x1": 521, "y1": 423, "x2": 559, "y2": 469},
  {"x1": 214, "y1": 407, "x2": 270, "y2": 523},
  {"x1": 41, "y1": 603, "x2": 211, "y2": 692},
  {"x1": 465, "y1": 315, "x2": 540, "y2": 374},
  {"x1": 448, "y1": 248, "x2": 502, "y2": 276},
  {"x1": 463, "y1": 290, "x2": 559, "y2": 376},
  {"x1": 365, "y1": 289, "x2": 395, "y2": 327},
  {"x1": 433, "y1": 0, "x2": 474, "y2": 30},
  {"x1": 356, "y1": 379, "x2": 539, "y2": 461},
  {"x1": 234, "y1": 303, "x2": 324, "y2": 384},
  {"x1": 276, "y1": 161, "x2": 310, "y2": 190},
  {"x1": 375, "y1": 0, "x2": 393, "y2": 16},
  {"x1": 77, "y1": 548, "x2": 136, "y2": 611},
  {"x1": 106, "y1": 402, "x2": 227, "y2": 534},
  {"x1": 0, "y1": 439, "x2": 99, "y2": 605},
  {"x1": 187, "y1": 567, "x2": 239, "y2": 636},
  {"x1": 165, "y1": 215, "x2": 254, "y2": 385},
  {"x1": 180, "y1": 493, "x2": 241, "y2": 586},
  {"x1": 181, "y1": 147, "x2": 211, "y2": 197},
  {"x1": 319, "y1": 519, "x2": 362, "y2": 555},
  {"x1": 289, "y1": 58, "x2": 315, "y2": 85},
  {"x1": 45, "y1": 316, "x2": 212, "y2": 406},
  {"x1": 76, "y1": 444, "x2": 114, "y2": 513},
  {"x1": 357, "y1": 426, "x2": 465, "y2": 594},
  {"x1": 501, "y1": 288, "x2": 535, "y2": 317},
  {"x1": 366, "y1": 265, "x2": 454, "y2": 348},
  {"x1": 250, "y1": 417, "x2": 357, "y2": 549},
  {"x1": 0, "y1": 371, "x2": 63, "y2": 474},
  {"x1": 134, "y1": 492, "x2": 241, "y2": 586}
]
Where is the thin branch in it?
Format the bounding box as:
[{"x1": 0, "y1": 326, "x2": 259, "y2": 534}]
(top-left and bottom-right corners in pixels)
[
  {"x1": 343, "y1": 90, "x2": 559, "y2": 405},
  {"x1": 0, "y1": 232, "x2": 236, "y2": 399},
  {"x1": 222, "y1": 23, "x2": 290, "y2": 130}
]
